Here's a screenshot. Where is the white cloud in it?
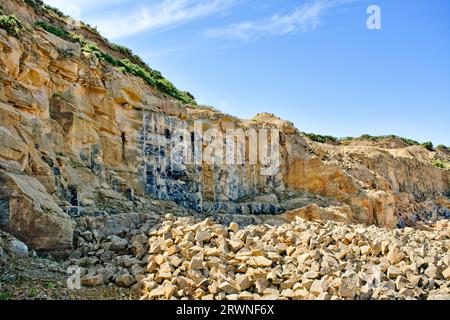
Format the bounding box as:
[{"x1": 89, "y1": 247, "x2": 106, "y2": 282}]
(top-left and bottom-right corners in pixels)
[
  {"x1": 44, "y1": 0, "x2": 126, "y2": 13},
  {"x1": 83, "y1": 0, "x2": 238, "y2": 39},
  {"x1": 205, "y1": 0, "x2": 354, "y2": 41}
]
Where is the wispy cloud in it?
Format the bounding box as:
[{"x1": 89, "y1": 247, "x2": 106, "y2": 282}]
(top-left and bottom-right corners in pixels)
[
  {"x1": 205, "y1": 0, "x2": 355, "y2": 41},
  {"x1": 44, "y1": 0, "x2": 127, "y2": 13},
  {"x1": 85, "y1": 0, "x2": 238, "y2": 39}
]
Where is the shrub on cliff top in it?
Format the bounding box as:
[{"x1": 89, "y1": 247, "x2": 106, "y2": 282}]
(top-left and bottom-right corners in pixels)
[
  {"x1": 25, "y1": 0, "x2": 66, "y2": 18},
  {"x1": 0, "y1": 15, "x2": 24, "y2": 37},
  {"x1": 35, "y1": 20, "x2": 72, "y2": 41},
  {"x1": 357, "y1": 134, "x2": 419, "y2": 146},
  {"x1": 33, "y1": 20, "x2": 196, "y2": 105},
  {"x1": 303, "y1": 133, "x2": 339, "y2": 144},
  {"x1": 109, "y1": 43, "x2": 133, "y2": 56},
  {"x1": 421, "y1": 141, "x2": 434, "y2": 151},
  {"x1": 432, "y1": 160, "x2": 448, "y2": 170}
]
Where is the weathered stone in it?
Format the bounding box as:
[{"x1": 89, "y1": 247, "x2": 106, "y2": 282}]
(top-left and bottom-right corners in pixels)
[
  {"x1": 218, "y1": 281, "x2": 238, "y2": 294},
  {"x1": 108, "y1": 236, "x2": 128, "y2": 253},
  {"x1": 248, "y1": 256, "x2": 272, "y2": 268},
  {"x1": 387, "y1": 245, "x2": 406, "y2": 265},
  {"x1": 442, "y1": 267, "x2": 450, "y2": 280},
  {"x1": 339, "y1": 273, "x2": 358, "y2": 299},
  {"x1": 0, "y1": 173, "x2": 75, "y2": 251},
  {"x1": 195, "y1": 231, "x2": 212, "y2": 243},
  {"x1": 81, "y1": 274, "x2": 104, "y2": 287},
  {"x1": 115, "y1": 273, "x2": 136, "y2": 287}
]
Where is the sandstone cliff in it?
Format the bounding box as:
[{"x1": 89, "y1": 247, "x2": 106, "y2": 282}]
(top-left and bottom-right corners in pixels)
[{"x1": 0, "y1": 0, "x2": 449, "y2": 253}]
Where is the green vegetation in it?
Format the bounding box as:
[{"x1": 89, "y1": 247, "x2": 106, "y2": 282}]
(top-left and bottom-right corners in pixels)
[
  {"x1": 303, "y1": 132, "x2": 441, "y2": 151},
  {"x1": 35, "y1": 20, "x2": 71, "y2": 41},
  {"x1": 421, "y1": 141, "x2": 434, "y2": 151},
  {"x1": 0, "y1": 14, "x2": 24, "y2": 37},
  {"x1": 432, "y1": 160, "x2": 449, "y2": 170},
  {"x1": 109, "y1": 43, "x2": 133, "y2": 56},
  {"x1": 27, "y1": 288, "x2": 37, "y2": 298},
  {"x1": 45, "y1": 282, "x2": 55, "y2": 289},
  {"x1": 77, "y1": 258, "x2": 91, "y2": 268},
  {"x1": 399, "y1": 137, "x2": 420, "y2": 146},
  {"x1": 115, "y1": 58, "x2": 195, "y2": 104},
  {"x1": 437, "y1": 145, "x2": 448, "y2": 151},
  {"x1": 0, "y1": 292, "x2": 11, "y2": 300},
  {"x1": 199, "y1": 105, "x2": 220, "y2": 112},
  {"x1": 25, "y1": 0, "x2": 66, "y2": 18},
  {"x1": 357, "y1": 134, "x2": 420, "y2": 146},
  {"x1": 34, "y1": 20, "x2": 196, "y2": 105},
  {"x1": 69, "y1": 158, "x2": 87, "y2": 170},
  {"x1": 303, "y1": 132, "x2": 339, "y2": 144},
  {"x1": 42, "y1": 4, "x2": 66, "y2": 18}
]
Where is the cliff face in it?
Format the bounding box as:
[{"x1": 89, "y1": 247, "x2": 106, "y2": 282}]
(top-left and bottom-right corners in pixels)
[{"x1": 0, "y1": 0, "x2": 449, "y2": 252}]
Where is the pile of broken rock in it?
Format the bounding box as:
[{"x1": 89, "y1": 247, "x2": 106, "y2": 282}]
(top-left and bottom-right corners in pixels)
[{"x1": 71, "y1": 214, "x2": 450, "y2": 300}]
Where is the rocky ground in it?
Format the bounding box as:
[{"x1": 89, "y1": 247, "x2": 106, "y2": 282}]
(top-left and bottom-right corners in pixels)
[{"x1": 1, "y1": 216, "x2": 449, "y2": 300}]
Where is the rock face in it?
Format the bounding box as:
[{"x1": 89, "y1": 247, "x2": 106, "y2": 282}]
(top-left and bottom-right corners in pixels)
[{"x1": 0, "y1": 0, "x2": 449, "y2": 252}]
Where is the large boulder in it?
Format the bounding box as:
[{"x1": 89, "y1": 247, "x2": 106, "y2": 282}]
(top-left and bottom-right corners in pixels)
[{"x1": 0, "y1": 172, "x2": 75, "y2": 251}]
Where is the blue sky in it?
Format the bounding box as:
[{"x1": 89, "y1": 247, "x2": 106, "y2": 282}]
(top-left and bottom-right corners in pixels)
[{"x1": 45, "y1": 0, "x2": 450, "y2": 145}]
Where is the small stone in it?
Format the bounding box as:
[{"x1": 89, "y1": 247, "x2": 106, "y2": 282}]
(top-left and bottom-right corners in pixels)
[
  {"x1": 442, "y1": 267, "x2": 450, "y2": 280},
  {"x1": 115, "y1": 273, "x2": 135, "y2": 287},
  {"x1": 303, "y1": 270, "x2": 319, "y2": 280},
  {"x1": 229, "y1": 222, "x2": 239, "y2": 233},
  {"x1": 155, "y1": 254, "x2": 165, "y2": 265},
  {"x1": 424, "y1": 264, "x2": 439, "y2": 279},
  {"x1": 339, "y1": 273, "x2": 358, "y2": 299},
  {"x1": 239, "y1": 291, "x2": 254, "y2": 300},
  {"x1": 310, "y1": 279, "x2": 326, "y2": 296},
  {"x1": 109, "y1": 236, "x2": 128, "y2": 253},
  {"x1": 195, "y1": 231, "x2": 212, "y2": 243},
  {"x1": 189, "y1": 256, "x2": 204, "y2": 270},
  {"x1": 235, "y1": 274, "x2": 252, "y2": 291},
  {"x1": 81, "y1": 274, "x2": 104, "y2": 287},
  {"x1": 248, "y1": 256, "x2": 272, "y2": 268},
  {"x1": 427, "y1": 290, "x2": 450, "y2": 300},
  {"x1": 169, "y1": 255, "x2": 183, "y2": 268},
  {"x1": 226, "y1": 294, "x2": 240, "y2": 300},
  {"x1": 218, "y1": 281, "x2": 238, "y2": 294},
  {"x1": 148, "y1": 286, "x2": 165, "y2": 299},
  {"x1": 387, "y1": 266, "x2": 402, "y2": 279},
  {"x1": 387, "y1": 245, "x2": 406, "y2": 265},
  {"x1": 10, "y1": 241, "x2": 28, "y2": 258},
  {"x1": 371, "y1": 242, "x2": 382, "y2": 257},
  {"x1": 229, "y1": 239, "x2": 244, "y2": 252},
  {"x1": 395, "y1": 276, "x2": 410, "y2": 290},
  {"x1": 80, "y1": 231, "x2": 93, "y2": 242},
  {"x1": 164, "y1": 284, "x2": 177, "y2": 299},
  {"x1": 359, "y1": 285, "x2": 372, "y2": 300}
]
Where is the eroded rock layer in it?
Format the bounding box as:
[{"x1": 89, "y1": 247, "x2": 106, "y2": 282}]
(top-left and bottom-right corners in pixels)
[{"x1": 0, "y1": 0, "x2": 448, "y2": 253}]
